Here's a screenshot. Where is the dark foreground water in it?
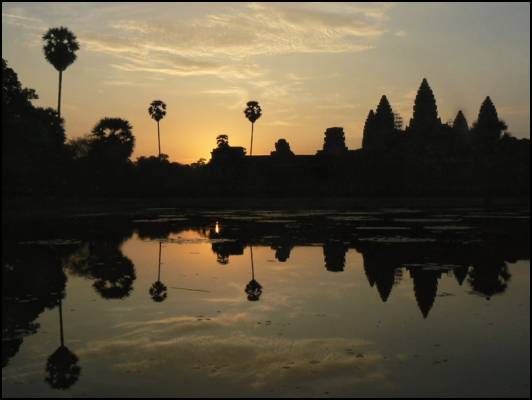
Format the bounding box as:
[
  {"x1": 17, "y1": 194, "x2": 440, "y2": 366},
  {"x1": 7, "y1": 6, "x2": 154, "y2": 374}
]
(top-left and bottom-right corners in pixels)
[{"x1": 2, "y1": 208, "x2": 530, "y2": 397}]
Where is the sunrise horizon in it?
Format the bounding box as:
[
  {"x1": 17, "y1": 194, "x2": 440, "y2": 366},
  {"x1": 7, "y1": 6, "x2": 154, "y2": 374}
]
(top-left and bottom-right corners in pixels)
[{"x1": 2, "y1": 2, "x2": 530, "y2": 164}]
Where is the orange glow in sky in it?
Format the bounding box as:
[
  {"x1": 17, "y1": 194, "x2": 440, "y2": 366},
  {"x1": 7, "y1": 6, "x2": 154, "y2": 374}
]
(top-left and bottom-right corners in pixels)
[{"x1": 2, "y1": 2, "x2": 529, "y2": 164}]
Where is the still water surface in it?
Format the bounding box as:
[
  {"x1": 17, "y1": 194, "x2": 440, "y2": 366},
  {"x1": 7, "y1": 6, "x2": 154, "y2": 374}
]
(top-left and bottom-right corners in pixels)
[{"x1": 2, "y1": 208, "x2": 530, "y2": 397}]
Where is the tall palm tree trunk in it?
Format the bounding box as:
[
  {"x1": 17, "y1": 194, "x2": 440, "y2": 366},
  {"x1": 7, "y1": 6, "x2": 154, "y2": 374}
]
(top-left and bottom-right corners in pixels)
[
  {"x1": 157, "y1": 241, "x2": 162, "y2": 281},
  {"x1": 57, "y1": 70, "x2": 62, "y2": 119},
  {"x1": 157, "y1": 121, "x2": 161, "y2": 157},
  {"x1": 58, "y1": 299, "x2": 64, "y2": 347},
  {"x1": 250, "y1": 122, "x2": 254, "y2": 156},
  {"x1": 250, "y1": 245, "x2": 255, "y2": 280}
]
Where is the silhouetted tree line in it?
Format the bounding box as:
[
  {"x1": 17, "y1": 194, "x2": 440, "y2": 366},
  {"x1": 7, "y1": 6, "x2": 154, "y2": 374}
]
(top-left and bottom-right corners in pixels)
[
  {"x1": 2, "y1": 59, "x2": 69, "y2": 195},
  {"x1": 3, "y1": 57, "x2": 528, "y2": 198}
]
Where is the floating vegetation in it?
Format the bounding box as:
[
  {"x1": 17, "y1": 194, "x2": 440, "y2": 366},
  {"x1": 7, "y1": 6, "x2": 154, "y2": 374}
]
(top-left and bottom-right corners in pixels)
[
  {"x1": 19, "y1": 239, "x2": 81, "y2": 246},
  {"x1": 133, "y1": 217, "x2": 189, "y2": 223},
  {"x1": 393, "y1": 218, "x2": 461, "y2": 223},
  {"x1": 355, "y1": 226, "x2": 410, "y2": 230},
  {"x1": 359, "y1": 236, "x2": 437, "y2": 243},
  {"x1": 424, "y1": 225, "x2": 472, "y2": 230},
  {"x1": 406, "y1": 263, "x2": 464, "y2": 270},
  {"x1": 163, "y1": 237, "x2": 236, "y2": 244},
  {"x1": 328, "y1": 216, "x2": 380, "y2": 221}
]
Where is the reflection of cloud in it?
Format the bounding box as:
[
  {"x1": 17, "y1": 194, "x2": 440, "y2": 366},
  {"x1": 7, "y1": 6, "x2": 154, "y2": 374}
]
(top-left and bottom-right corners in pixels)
[
  {"x1": 73, "y1": 309, "x2": 388, "y2": 393},
  {"x1": 114, "y1": 313, "x2": 251, "y2": 337},
  {"x1": 78, "y1": 330, "x2": 384, "y2": 393}
]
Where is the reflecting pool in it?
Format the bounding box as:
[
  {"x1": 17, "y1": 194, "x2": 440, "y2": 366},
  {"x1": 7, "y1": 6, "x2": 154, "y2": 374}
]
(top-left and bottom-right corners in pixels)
[{"x1": 2, "y1": 208, "x2": 530, "y2": 397}]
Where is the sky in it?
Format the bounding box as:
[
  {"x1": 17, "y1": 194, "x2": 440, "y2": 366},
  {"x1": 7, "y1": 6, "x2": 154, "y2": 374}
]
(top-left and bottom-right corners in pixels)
[{"x1": 2, "y1": 2, "x2": 530, "y2": 164}]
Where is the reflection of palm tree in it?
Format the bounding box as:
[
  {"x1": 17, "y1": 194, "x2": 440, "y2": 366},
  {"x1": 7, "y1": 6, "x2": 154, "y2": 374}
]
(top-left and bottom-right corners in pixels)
[
  {"x1": 45, "y1": 299, "x2": 81, "y2": 390},
  {"x1": 245, "y1": 246, "x2": 263, "y2": 301},
  {"x1": 244, "y1": 101, "x2": 262, "y2": 156},
  {"x1": 42, "y1": 27, "x2": 79, "y2": 119},
  {"x1": 211, "y1": 240, "x2": 244, "y2": 265},
  {"x1": 148, "y1": 100, "x2": 167, "y2": 157},
  {"x1": 149, "y1": 241, "x2": 168, "y2": 302}
]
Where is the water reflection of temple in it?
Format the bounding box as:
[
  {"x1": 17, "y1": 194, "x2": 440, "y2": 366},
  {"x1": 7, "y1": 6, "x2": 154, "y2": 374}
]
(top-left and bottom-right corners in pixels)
[
  {"x1": 323, "y1": 240, "x2": 349, "y2": 272},
  {"x1": 208, "y1": 235, "x2": 518, "y2": 318},
  {"x1": 270, "y1": 240, "x2": 294, "y2": 262},
  {"x1": 409, "y1": 268, "x2": 441, "y2": 318},
  {"x1": 361, "y1": 250, "x2": 402, "y2": 302},
  {"x1": 358, "y1": 244, "x2": 443, "y2": 317},
  {"x1": 2, "y1": 214, "x2": 528, "y2": 383},
  {"x1": 211, "y1": 241, "x2": 244, "y2": 265}
]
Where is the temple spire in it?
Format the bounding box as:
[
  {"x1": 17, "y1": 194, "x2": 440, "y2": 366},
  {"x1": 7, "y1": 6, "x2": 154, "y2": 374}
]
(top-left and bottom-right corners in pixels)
[{"x1": 408, "y1": 78, "x2": 440, "y2": 134}]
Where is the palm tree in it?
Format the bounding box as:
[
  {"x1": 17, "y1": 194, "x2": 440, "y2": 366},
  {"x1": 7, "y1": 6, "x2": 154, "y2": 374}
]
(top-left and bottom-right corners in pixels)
[
  {"x1": 42, "y1": 27, "x2": 80, "y2": 119},
  {"x1": 245, "y1": 246, "x2": 263, "y2": 301},
  {"x1": 149, "y1": 241, "x2": 167, "y2": 302},
  {"x1": 243, "y1": 101, "x2": 262, "y2": 156},
  {"x1": 148, "y1": 100, "x2": 167, "y2": 157}
]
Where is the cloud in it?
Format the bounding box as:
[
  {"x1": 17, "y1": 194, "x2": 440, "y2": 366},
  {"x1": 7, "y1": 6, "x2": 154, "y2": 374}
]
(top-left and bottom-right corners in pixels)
[
  {"x1": 109, "y1": 61, "x2": 260, "y2": 80},
  {"x1": 81, "y1": 33, "x2": 262, "y2": 80},
  {"x1": 201, "y1": 88, "x2": 248, "y2": 96},
  {"x1": 315, "y1": 103, "x2": 360, "y2": 112},
  {"x1": 75, "y1": 3, "x2": 392, "y2": 80},
  {"x1": 267, "y1": 120, "x2": 300, "y2": 127},
  {"x1": 1, "y1": 11, "x2": 46, "y2": 31},
  {"x1": 102, "y1": 80, "x2": 148, "y2": 87}
]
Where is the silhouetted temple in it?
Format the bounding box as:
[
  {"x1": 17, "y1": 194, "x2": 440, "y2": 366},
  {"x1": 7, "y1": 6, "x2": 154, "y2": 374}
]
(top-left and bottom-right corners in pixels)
[
  {"x1": 2, "y1": 57, "x2": 529, "y2": 198},
  {"x1": 206, "y1": 78, "x2": 529, "y2": 197},
  {"x1": 362, "y1": 252, "x2": 400, "y2": 302}
]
